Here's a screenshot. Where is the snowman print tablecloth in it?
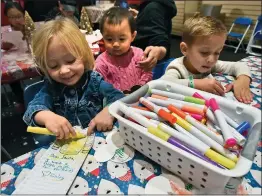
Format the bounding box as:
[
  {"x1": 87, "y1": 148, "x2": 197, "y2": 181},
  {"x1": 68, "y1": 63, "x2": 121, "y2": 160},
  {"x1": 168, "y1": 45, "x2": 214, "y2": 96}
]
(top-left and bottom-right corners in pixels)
[{"x1": 1, "y1": 56, "x2": 261, "y2": 195}]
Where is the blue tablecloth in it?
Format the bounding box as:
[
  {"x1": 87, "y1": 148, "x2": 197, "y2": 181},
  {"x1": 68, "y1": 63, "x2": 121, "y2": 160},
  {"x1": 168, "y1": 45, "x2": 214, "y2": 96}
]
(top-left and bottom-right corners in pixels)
[{"x1": 1, "y1": 56, "x2": 261, "y2": 195}]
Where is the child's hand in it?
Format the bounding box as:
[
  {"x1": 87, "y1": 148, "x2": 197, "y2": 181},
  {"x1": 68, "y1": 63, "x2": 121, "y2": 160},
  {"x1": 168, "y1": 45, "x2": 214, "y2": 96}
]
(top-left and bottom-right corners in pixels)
[
  {"x1": 225, "y1": 75, "x2": 252, "y2": 104},
  {"x1": 87, "y1": 107, "x2": 114, "y2": 135},
  {"x1": 194, "y1": 78, "x2": 225, "y2": 96},
  {"x1": 34, "y1": 111, "x2": 76, "y2": 140}
]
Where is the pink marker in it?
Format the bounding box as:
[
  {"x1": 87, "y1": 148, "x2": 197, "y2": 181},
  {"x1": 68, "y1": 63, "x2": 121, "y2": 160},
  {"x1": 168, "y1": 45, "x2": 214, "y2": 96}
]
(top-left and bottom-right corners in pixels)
[
  {"x1": 186, "y1": 112, "x2": 203, "y2": 121},
  {"x1": 209, "y1": 98, "x2": 236, "y2": 147}
]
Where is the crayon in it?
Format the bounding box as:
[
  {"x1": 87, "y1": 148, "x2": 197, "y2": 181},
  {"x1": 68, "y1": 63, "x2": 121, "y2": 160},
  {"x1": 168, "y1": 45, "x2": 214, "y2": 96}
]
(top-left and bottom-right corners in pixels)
[
  {"x1": 168, "y1": 105, "x2": 224, "y2": 145},
  {"x1": 150, "y1": 89, "x2": 206, "y2": 105},
  {"x1": 209, "y1": 98, "x2": 237, "y2": 148},
  {"x1": 148, "y1": 126, "x2": 233, "y2": 169},
  {"x1": 27, "y1": 126, "x2": 85, "y2": 139}
]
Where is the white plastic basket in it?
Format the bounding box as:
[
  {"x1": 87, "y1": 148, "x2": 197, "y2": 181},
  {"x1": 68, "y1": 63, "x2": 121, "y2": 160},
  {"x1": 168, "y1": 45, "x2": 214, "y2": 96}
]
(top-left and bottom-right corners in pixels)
[{"x1": 109, "y1": 80, "x2": 261, "y2": 194}]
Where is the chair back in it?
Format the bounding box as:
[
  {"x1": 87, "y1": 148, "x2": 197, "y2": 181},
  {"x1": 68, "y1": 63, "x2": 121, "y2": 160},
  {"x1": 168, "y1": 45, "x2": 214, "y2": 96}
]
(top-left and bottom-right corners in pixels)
[
  {"x1": 152, "y1": 58, "x2": 175, "y2": 80},
  {"x1": 24, "y1": 80, "x2": 44, "y2": 108},
  {"x1": 253, "y1": 15, "x2": 262, "y2": 40},
  {"x1": 200, "y1": 4, "x2": 222, "y2": 18},
  {"x1": 234, "y1": 17, "x2": 252, "y2": 26}
]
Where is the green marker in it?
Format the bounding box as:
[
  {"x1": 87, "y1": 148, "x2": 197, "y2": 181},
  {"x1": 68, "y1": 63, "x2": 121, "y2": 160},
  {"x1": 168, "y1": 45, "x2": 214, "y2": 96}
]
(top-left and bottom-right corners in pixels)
[{"x1": 150, "y1": 89, "x2": 205, "y2": 105}]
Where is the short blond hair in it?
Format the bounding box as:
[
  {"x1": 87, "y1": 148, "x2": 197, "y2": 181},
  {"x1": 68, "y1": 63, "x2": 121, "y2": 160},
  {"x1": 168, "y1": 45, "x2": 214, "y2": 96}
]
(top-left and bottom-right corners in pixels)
[
  {"x1": 32, "y1": 18, "x2": 95, "y2": 77},
  {"x1": 182, "y1": 14, "x2": 227, "y2": 45}
]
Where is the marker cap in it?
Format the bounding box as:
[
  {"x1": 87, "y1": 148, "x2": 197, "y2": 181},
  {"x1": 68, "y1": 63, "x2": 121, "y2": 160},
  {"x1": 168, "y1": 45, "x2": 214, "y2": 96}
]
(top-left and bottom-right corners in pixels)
[
  {"x1": 158, "y1": 109, "x2": 177, "y2": 124},
  {"x1": 209, "y1": 98, "x2": 220, "y2": 111},
  {"x1": 225, "y1": 138, "x2": 237, "y2": 147},
  {"x1": 168, "y1": 105, "x2": 186, "y2": 119}
]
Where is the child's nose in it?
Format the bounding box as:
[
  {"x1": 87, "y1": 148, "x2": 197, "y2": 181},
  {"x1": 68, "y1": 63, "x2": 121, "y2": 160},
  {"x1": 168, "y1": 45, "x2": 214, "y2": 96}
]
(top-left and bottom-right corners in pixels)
[
  {"x1": 60, "y1": 65, "x2": 70, "y2": 74},
  {"x1": 207, "y1": 55, "x2": 215, "y2": 64},
  {"x1": 113, "y1": 41, "x2": 120, "y2": 47}
]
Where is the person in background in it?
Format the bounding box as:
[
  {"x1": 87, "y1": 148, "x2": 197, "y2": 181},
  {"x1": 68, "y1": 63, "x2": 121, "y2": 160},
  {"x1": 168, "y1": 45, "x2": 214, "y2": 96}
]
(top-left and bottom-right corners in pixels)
[
  {"x1": 3, "y1": 1, "x2": 26, "y2": 106},
  {"x1": 128, "y1": 0, "x2": 177, "y2": 71},
  {"x1": 46, "y1": 0, "x2": 80, "y2": 25},
  {"x1": 23, "y1": 18, "x2": 124, "y2": 145},
  {"x1": 4, "y1": 1, "x2": 25, "y2": 32},
  {"x1": 94, "y1": 7, "x2": 152, "y2": 93},
  {"x1": 161, "y1": 14, "x2": 252, "y2": 104}
]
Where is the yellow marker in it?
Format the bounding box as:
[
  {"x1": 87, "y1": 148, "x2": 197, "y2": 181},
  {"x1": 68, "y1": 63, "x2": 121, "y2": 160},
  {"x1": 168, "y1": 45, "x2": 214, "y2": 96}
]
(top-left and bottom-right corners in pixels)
[
  {"x1": 27, "y1": 126, "x2": 86, "y2": 139},
  {"x1": 205, "y1": 149, "x2": 236, "y2": 169}
]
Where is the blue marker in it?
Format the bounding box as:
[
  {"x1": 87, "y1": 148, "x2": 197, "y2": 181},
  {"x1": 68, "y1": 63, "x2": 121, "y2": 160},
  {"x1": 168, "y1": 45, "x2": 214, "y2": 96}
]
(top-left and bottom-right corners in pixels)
[{"x1": 236, "y1": 121, "x2": 251, "y2": 135}]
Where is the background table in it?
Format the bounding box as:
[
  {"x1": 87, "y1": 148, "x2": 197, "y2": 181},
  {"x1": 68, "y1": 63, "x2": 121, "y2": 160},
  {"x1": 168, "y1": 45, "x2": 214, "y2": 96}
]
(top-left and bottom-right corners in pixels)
[
  {"x1": 1, "y1": 27, "x2": 103, "y2": 84},
  {"x1": 1, "y1": 56, "x2": 261, "y2": 194},
  {"x1": 1, "y1": 28, "x2": 40, "y2": 84}
]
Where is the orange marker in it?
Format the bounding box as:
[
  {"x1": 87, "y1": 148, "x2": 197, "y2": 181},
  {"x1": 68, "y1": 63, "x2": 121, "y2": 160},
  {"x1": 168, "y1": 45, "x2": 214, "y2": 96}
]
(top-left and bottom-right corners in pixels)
[{"x1": 139, "y1": 97, "x2": 177, "y2": 124}]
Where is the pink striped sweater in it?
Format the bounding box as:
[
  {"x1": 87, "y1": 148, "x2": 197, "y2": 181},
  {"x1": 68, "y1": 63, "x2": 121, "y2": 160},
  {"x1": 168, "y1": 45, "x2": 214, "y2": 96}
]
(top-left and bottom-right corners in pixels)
[{"x1": 94, "y1": 46, "x2": 152, "y2": 91}]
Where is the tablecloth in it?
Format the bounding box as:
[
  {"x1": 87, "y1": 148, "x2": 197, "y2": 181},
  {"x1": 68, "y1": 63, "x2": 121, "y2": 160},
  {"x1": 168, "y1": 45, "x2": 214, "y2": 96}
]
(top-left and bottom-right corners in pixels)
[
  {"x1": 1, "y1": 56, "x2": 261, "y2": 195},
  {"x1": 1, "y1": 27, "x2": 103, "y2": 84}
]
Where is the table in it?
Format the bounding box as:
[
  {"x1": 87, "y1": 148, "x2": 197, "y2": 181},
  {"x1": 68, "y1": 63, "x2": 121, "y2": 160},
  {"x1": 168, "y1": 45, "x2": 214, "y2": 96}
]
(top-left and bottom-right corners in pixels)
[
  {"x1": 85, "y1": 3, "x2": 114, "y2": 23},
  {"x1": 1, "y1": 26, "x2": 103, "y2": 84},
  {"x1": 1, "y1": 28, "x2": 40, "y2": 84},
  {"x1": 1, "y1": 56, "x2": 261, "y2": 194}
]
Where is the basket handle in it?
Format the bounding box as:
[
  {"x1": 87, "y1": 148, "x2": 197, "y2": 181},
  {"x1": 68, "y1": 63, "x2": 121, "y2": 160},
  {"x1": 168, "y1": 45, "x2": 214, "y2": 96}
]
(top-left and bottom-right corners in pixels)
[
  {"x1": 241, "y1": 122, "x2": 261, "y2": 161},
  {"x1": 120, "y1": 84, "x2": 149, "y2": 104}
]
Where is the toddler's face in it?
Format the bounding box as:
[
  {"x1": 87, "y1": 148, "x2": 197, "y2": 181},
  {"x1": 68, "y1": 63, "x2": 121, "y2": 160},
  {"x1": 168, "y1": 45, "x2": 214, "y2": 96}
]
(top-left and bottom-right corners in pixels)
[
  {"x1": 181, "y1": 34, "x2": 226, "y2": 74},
  {"x1": 102, "y1": 18, "x2": 136, "y2": 56},
  {"x1": 46, "y1": 36, "x2": 85, "y2": 86}
]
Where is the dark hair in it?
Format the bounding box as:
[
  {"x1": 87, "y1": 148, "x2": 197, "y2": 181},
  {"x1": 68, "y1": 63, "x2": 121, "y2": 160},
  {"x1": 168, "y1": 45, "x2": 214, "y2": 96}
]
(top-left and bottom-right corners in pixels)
[
  {"x1": 100, "y1": 6, "x2": 136, "y2": 34},
  {"x1": 4, "y1": 1, "x2": 25, "y2": 16},
  {"x1": 60, "y1": 0, "x2": 77, "y2": 6}
]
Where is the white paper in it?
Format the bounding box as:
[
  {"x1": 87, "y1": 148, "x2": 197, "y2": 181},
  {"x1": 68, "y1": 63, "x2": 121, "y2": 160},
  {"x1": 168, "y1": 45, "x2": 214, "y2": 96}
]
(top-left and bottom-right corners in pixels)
[{"x1": 13, "y1": 134, "x2": 94, "y2": 194}]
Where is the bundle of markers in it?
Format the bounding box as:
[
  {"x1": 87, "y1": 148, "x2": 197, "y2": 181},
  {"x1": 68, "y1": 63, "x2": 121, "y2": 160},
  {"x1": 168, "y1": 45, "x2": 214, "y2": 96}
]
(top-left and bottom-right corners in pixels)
[{"x1": 118, "y1": 89, "x2": 251, "y2": 170}]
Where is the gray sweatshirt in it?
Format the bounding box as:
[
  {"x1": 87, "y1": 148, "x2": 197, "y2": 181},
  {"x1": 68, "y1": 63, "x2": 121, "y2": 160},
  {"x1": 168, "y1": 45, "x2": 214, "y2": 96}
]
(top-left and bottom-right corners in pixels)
[{"x1": 161, "y1": 56, "x2": 251, "y2": 86}]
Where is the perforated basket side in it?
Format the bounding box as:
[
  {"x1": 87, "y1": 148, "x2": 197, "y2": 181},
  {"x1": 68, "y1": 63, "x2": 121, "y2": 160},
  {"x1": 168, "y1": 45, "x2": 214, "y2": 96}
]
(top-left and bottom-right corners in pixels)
[{"x1": 118, "y1": 119, "x2": 230, "y2": 193}]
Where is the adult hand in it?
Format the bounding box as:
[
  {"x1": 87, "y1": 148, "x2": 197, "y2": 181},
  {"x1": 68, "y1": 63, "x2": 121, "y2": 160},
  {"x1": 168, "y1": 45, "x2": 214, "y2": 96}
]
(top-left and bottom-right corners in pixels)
[
  {"x1": 138, "y1": 46, "x2": 166, "y2": 72},
  {"x1": 129, "y1": 8, "x2": 138, "y2": 19},
  {"x1": 194, "y1": 78, "x2": 225, "y2": 96},
  {"x1": 87, "y1": 107, "x2": 114, "y2": 135}
]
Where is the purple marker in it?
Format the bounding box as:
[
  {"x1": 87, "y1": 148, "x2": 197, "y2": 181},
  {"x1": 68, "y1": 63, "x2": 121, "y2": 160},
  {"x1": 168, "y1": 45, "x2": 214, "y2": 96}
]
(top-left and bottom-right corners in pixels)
[
  {"x1": 167, "y1": 136, "x2": 225, "y2": 169},
  {"x1": 147, "y1": 126, "x2": 225, "y2": 169}
]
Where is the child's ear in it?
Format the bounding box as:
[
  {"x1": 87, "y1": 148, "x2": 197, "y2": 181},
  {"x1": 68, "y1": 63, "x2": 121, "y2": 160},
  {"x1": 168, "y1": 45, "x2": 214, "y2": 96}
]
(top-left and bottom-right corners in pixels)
[
  {"x1": 180, "y1": 42, "x2": 188, "y2": 56},
  {"x1": 131, "y1": 31, "x2": 137, "y2": 41}
]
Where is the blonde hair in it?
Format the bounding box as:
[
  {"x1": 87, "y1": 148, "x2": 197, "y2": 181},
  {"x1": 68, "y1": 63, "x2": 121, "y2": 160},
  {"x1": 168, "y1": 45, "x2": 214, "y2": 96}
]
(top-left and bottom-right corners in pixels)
[
  {"x1": 182, "y1": 13, "x2": 227, "y2": 45},
  {"x1": 32, "y1": 18, "x2": 95, "y2": 77}
]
